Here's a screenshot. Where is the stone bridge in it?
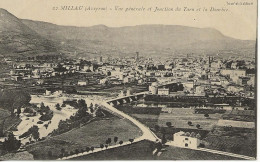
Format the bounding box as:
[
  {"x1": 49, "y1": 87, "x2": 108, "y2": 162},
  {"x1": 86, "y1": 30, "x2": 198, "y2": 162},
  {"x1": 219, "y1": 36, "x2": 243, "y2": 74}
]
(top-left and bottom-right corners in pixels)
[{"x1": 106, "y1": 91, "x2": 149, "y2": 106}]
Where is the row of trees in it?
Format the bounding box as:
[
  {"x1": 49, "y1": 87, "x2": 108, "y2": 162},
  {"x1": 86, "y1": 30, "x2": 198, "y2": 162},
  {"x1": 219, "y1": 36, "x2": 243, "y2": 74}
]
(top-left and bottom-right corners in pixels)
[
  {"x1": 188, "y1": 121, "x2": 201, "y2": 129},
  {"x1": 56, "y1": 137, "x2": 135, "y2": 159},
  {"x1": 145, "y1": 95, "x2": 253, "y2": 107},
  {"x1": 19, "y1": 125, "x2": 40, "y2": 141},
  {"x1": 50, "y1": 100, "x2": 95, "y2": 136}
]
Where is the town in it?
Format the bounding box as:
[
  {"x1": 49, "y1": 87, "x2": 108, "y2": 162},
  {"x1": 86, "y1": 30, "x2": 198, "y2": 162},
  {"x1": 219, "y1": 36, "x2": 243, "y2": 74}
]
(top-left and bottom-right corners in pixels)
[
  {"x1": 0, "y1": 5, "x2": 256, "y2": 161},
  {"x1": 0, "y1": 50, "x2": 256, "y2": 160}
]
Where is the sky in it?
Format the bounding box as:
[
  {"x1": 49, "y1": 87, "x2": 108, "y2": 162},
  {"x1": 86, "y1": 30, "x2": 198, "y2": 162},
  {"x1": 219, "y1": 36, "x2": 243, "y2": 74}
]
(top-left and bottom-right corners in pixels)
[{"x1": 0, "y1": 0, "x2": 257, "y2": 40}]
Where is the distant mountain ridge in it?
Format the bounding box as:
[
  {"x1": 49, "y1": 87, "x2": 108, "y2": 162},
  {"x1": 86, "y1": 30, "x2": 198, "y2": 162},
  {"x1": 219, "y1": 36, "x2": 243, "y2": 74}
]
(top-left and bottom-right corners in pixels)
[
  {"x1": 0, "y1": 8, "x2": 56, "y2": 56},
  {"x1": 0, "y1": 8, "x2": 255, "y2": 57},
  {"x1": 21, "y1": 19, "x2": 256, "y2": 57}
]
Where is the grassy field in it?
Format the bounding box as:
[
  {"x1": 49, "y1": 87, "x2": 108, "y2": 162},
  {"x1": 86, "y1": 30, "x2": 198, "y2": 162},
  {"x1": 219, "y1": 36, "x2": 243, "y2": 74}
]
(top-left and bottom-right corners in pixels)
[
  {"x1": 129, "y1": 108, "x2": 222, "y2": 130},
  {"x1": 204, "y1": 127, "x2": 256, "y2": 157},
  {"x1": 26, "y1": 116, "x2": 142, "y2": 159},
  {"x1": 71, "y1": 140, "x2": 156, "y2": 160},
  {"x1": 157, "y1": 108, "x2": 222, "y2": 130},
  {"x1": 131, "y1": 114, "x2": 160, "y2": 128},
  {"x1": 70, "y1": 140, "x2": 242, "y2": 160},
  {"x1": 158, "y1": 146, "x2": 242, "y2": 160}
]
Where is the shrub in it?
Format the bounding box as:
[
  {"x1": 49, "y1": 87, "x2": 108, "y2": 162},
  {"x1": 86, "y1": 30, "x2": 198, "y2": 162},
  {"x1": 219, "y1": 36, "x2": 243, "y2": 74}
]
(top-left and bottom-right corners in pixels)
[
  {"x1": 37, "y1": 121, "x2": 44, "y2": 124},
  {"x1": 129, "y1": 139, "x2": 134, "y2": 143},
  {"x1": 199, "y1": 143, "x2": 205, "y2": 148},
  {"x1": 166, "y1": 122, "x2": 172, "y2": 128}
]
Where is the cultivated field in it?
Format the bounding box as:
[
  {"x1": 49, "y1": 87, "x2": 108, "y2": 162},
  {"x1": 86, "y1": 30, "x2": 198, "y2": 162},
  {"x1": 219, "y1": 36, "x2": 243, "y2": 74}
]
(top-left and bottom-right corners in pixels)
[
  {"x1": 158, "y1": 146, "x2": 242, "y2": 160},
  {"x1": 157, "y1": 108, "x2": 222, "y2": 130},
  {"x1": 204, "y1": 127, "x2": 256, "y2": 157}
]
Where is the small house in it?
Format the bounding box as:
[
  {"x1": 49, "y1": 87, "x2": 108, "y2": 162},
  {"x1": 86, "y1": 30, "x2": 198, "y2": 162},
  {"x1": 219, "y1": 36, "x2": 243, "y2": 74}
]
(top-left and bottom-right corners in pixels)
[{"x1": 173, "y1": 131, "x2": 201, "y2": 149}]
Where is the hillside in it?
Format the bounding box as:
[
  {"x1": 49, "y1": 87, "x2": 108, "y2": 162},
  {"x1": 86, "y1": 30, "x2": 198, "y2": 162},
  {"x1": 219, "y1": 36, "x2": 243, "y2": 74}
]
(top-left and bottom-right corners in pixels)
[
  {"x1": 0, "y1": 9, "x2": 56, "y2": 56},
  {"x1": 0, "y1": 8, "x2": 255, "y2": 58},
  {"x1": 21, "y1": 19, "x2": 256, "y2": 57}
]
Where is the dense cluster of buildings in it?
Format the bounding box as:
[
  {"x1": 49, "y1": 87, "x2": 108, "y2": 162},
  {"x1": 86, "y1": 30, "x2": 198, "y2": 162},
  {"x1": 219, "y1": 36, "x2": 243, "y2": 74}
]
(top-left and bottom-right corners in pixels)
[
  {"x1": 148, "y1": 56, "x2": 255, "y2": 98},
  {"x1": 0, "y1": 53, "x2": 255, "y2": 99}
]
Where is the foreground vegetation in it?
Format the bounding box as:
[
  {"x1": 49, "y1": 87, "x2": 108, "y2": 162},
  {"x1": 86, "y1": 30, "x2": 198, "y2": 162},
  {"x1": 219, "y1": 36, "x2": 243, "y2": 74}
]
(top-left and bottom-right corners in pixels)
[{"x1": 25, "y1": 116, "x2": 142, "y2": 159}]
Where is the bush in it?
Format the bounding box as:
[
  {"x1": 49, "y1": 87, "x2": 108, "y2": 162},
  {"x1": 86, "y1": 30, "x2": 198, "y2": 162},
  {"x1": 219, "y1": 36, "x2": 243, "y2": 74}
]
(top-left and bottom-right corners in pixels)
[
  {"x1": 37, "y1": 121, "x2": 44, "y2": 124},
  {"x1": 3, "y1": 133, "x2": 22, "y2": 152},
  {"x1": 166, "y1": 122, "x2": 172, "y2": 128},
  {"x1": 40, "y1": 111, "x2": 54, "y2": 121},
  {"x1": 154, "y1": 125, "x2": 160, "y2": 132},
  {"x1": 129, "y1": 138, "x2": 134, "y2": 143}
]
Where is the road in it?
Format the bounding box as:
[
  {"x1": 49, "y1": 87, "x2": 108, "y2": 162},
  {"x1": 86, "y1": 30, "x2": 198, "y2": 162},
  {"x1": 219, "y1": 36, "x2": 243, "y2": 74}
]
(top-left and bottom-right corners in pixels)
[
  {"x1": 58, "y1": 96, "x2": 159, "y2": 160},
  {"x1": 101, "y1": 101, "x2": 159, "y2": 142},
  {"x1": 59, "y1": 136, "x2": 144, "y2": 160},
  {"x1": 58, "y1": 92, "x2": 256, "y2": 160}
]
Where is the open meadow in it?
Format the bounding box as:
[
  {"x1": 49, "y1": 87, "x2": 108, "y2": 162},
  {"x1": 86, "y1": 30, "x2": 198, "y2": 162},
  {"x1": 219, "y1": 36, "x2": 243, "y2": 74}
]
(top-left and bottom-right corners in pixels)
[{"x1": 25, "y1": 116, "x2": 142, "y2": 159}]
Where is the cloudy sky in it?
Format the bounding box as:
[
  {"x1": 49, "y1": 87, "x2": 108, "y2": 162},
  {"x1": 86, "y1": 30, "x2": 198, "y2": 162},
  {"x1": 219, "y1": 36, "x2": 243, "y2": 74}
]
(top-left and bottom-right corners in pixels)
[{"x1": 0, "y1": 0, "x2": 257, "y2": 40}]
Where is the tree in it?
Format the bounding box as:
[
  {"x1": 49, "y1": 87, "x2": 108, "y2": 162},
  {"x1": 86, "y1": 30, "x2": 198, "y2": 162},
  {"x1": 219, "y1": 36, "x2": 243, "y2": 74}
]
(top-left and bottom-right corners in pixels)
[
  {"x1": 56, "y1": 103, "x2": 61, "y2": 110},
  {"x1": 85, "y1": 147, "x2": 90, "y2": 152},
  {"x1": 196, "y1": 124, "x2": 201, "y2": 129},
  {"x1": 106, "y1": 138, "x2": 112, "y2": 145},
  {"x1": 155, "y1": 141, "x2": 163, "y2": 151},
  {"x1": 105, "y1": 144, "x2": 108, "y2": 149},
  {"x1": 40, "y1": 102, "x2": 45, "y2": 109},
  {"x1": 204, "y1": 114, "x2": 209, "y2": 118},
  {"x1": 20, "y1": 125, "x2": 40, "y2": 141},
  {"x1": 31, "y1": 125, "x2": 40, "y2": 141},
  {"x1": 3, "y1": 132, "x2": 21, "y2": 152},
  {"x1": 162, "y1": 134, "x2": 167, "y2": 144},
  {"x1": 90, "y1": 146, "x2": 94, "y2": 152},
  {"x1": 89, "y1": 103, "x2": 94, "y2": 113},
  {"x1": 188, "y1": 121, "x2": 192, "y2": 126},
  {"x1": 154, "y1": 125, "x2": 160, "y2": 132},
  {"x1": 166, "y1": 122, "x2": 172, "y2": 128},
  {"x1": 114, "y1": 136, "x2": 118, "y2": 144},
  {"x1": 100, "y1": 144, "x2": 104, "y2": 149},
  {"x1": 119, "y1": 141, "x2": 123, "y2": 145},
  {"x1": 160, "y1": 127, "x2": 166, "y2": 134},
  {"x1": 75, "y1": 149, "x2": 79, "y2": 154},
  {"x1": 129, "y1": 139, "x2": 134, "y2": 143},
  {"x1": 0, "y1": 89, "x2": 31, "y2": 116},
  {"x1": 17, "y1": 108, "x2": 21, "y2": 116},
  {"x1": 95, "y1": 108, "x2": 104, "y2": 117},
  {"x1": 78, "y1": 99, "x2": 87, "y2": 109}
]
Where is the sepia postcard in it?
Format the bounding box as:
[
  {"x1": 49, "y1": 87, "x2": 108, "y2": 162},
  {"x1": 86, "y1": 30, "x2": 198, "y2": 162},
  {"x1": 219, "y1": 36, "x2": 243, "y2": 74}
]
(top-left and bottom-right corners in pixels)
[{"x1": 0, "y1": 0, "x2": 257, "y2": 160}]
